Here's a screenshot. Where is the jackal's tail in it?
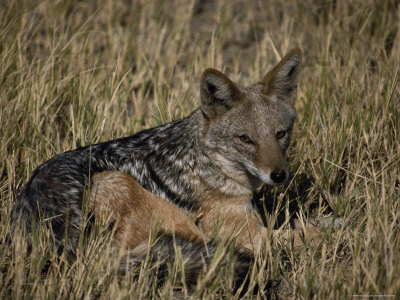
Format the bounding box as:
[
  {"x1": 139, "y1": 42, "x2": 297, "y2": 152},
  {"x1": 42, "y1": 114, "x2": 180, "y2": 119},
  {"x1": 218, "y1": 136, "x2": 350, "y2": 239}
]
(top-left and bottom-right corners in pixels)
[{"x1": 118, "y1": 232, "x2": 254, "y2": 296}]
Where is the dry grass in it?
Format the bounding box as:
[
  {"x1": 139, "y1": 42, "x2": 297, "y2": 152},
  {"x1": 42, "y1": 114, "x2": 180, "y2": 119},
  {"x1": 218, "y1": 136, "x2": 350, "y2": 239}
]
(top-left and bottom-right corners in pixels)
[{"x1": 1, "y1": 0, "x2": 399, "y2": 298}]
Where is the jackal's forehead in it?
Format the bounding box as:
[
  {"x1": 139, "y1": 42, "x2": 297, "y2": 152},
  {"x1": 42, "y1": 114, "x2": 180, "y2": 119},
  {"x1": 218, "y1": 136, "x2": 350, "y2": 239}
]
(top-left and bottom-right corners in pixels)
[{"x1": 239, "y1": 85, "x2": 296, "y2": 132}]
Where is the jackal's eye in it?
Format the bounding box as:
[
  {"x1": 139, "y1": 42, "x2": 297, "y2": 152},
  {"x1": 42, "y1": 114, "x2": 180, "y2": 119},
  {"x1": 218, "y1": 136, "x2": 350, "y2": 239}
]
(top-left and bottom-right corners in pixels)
[
  {"x1": 239, "y1": 135, "x2": 254, "y2": 144},
  {"x1": 276, "y1": 131, "x2": 286, "y2": 139}
]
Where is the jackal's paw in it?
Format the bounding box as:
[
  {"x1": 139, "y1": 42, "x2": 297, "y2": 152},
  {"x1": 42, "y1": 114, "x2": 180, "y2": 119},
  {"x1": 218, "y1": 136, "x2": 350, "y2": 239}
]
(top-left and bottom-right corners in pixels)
[
  {"x1": 316, "y1": 216, "x2": 343, "y2": 229},
  {"x1": 289, "y1": 216, "x2": 343, "y2": 249},
  {"x1": 291, "y1": 227, "x2": 321, "y2": 249}
]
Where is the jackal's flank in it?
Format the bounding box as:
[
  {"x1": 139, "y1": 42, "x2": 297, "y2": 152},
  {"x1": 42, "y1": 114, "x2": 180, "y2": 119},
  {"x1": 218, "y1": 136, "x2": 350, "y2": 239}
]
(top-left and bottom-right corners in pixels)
[{"x1": 11, "y1": 48, "x2": 302, "y2": 286}]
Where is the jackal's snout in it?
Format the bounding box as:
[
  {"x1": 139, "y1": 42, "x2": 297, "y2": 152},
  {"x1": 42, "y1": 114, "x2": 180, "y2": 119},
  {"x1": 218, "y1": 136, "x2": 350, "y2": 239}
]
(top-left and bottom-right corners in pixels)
[{"x1": 255, "y1": 138, "x2": 290, "y2": 186}]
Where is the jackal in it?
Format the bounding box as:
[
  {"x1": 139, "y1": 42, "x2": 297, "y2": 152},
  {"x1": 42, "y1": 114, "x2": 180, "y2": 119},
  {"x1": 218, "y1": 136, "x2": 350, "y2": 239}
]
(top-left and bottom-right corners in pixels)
[{"x1": 12, "y1": 48, "x2": 302, "y2": 288}]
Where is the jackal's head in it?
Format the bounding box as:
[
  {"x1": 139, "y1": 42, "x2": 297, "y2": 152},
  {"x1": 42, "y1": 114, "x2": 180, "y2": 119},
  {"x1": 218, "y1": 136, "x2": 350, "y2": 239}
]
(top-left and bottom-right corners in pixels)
[{"x1": 200, "y1": 49, "x2": 301, "y2": 193}]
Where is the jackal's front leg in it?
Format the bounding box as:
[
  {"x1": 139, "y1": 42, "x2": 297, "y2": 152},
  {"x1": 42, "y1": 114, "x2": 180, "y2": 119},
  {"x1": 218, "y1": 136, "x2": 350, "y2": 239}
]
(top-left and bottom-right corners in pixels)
[{"x1": 89, "y1": 171, "x2": 205, "y2": 249}]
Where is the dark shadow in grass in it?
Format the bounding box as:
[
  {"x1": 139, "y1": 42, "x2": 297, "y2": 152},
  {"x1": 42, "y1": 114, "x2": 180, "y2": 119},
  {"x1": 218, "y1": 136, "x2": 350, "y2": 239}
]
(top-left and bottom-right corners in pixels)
[
  {"x1": 253, "y1": 172, "x2": 330, "y2": 229},
  {"x1": 253, "y1": 166, "x2": 348, "y2": 230}
]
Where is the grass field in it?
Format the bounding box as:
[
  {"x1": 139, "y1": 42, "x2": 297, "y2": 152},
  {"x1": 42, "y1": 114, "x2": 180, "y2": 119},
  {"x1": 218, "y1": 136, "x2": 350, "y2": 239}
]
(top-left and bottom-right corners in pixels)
[{"x1": 1, "y1": 0, "x2": 399, "y2": 298}]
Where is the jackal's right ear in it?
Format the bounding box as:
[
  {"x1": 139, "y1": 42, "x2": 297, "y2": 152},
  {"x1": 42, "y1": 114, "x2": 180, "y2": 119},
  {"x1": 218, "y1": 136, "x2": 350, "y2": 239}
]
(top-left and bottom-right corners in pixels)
[
  {"x1": 200, "y1": 68, "x2": 242, "y2": 119},
  {"x1": 262, "y1": 48, "x2": 302, "y2": 106}
]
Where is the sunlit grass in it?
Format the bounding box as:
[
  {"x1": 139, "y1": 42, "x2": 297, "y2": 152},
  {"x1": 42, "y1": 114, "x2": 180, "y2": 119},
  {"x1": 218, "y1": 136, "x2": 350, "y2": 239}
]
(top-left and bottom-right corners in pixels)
[{"x1": 1, "y1": 0, "x2": 399, "y2": 298}]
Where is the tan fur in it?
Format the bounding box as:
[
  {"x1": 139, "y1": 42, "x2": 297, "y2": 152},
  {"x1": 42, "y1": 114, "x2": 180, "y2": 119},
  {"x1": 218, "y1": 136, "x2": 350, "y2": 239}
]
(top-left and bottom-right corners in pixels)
[
  {"x1": 89, "y1": 171, "x2": 205, "y2": 248},
  {"x1": 195, "y1": 192, "x2": 265, "y2": 250},
  {"x1": 89, "y1": 171, "x2": 322, "y2": 252},
  {"x1": 89, "y1": 171, "x2": 265, "y2": 250}
]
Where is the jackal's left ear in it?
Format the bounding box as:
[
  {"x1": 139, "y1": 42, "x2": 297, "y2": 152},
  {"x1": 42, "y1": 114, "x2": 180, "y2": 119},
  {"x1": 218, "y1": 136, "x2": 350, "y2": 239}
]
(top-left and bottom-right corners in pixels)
[
  {"x1": 200, "y1": 68, "x2": 242, "y2": 119},
  {"x1": 262, "y1": 48, "x2": 302, "y2": 106}
]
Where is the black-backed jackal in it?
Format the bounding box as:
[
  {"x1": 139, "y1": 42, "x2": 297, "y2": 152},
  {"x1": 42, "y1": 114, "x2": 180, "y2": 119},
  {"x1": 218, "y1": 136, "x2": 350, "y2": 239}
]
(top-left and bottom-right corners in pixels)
[{"x1": 12, "y1": 48, "x2": 314, "y2": 291}]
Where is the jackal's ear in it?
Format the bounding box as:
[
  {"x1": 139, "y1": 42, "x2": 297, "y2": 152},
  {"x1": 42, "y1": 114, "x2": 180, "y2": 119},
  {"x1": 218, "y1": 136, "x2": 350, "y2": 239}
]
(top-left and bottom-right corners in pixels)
[
  {"x1": 262, "y1": 48, "x2": 302, "y2": 106},
  {"x1": 200, "y1": 68, "x2": 242, "y2": 119}
]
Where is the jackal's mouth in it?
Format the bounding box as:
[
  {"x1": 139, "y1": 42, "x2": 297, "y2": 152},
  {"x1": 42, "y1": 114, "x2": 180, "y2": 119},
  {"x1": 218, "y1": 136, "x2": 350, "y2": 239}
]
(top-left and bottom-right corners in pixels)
[{"x1": 243, "y1": 163, "x2": 288, "y2": 186}]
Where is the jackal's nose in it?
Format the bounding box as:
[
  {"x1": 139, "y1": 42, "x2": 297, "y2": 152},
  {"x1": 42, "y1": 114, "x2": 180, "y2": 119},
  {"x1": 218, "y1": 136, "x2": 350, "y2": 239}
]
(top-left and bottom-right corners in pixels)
[{"x1": 270, "y1": 170, "x2": 287, "y2": 184}]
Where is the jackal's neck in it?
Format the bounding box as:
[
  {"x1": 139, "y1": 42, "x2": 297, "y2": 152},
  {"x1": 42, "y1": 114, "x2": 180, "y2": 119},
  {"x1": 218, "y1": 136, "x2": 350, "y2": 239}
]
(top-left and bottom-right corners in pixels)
[{"x1": 113, "y1": 109, "x2": 208, "y2": 211}]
